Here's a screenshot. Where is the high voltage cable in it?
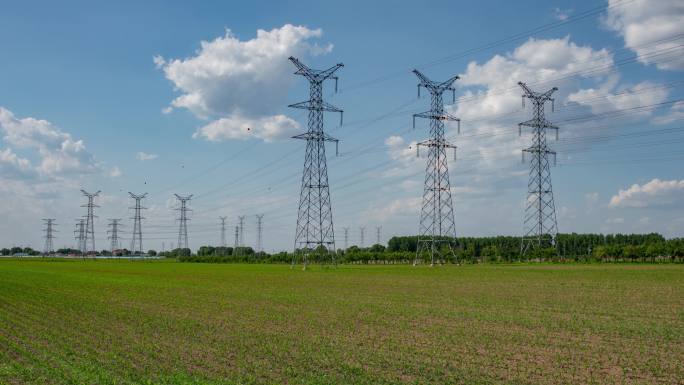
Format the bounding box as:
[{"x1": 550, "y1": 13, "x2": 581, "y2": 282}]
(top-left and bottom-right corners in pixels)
[
  {"x1": 339, "y1": 0, "x2": 636, "y2": 93},
  {"x1": 155, "y1": 37, "x2": 684, "y2": 207}
]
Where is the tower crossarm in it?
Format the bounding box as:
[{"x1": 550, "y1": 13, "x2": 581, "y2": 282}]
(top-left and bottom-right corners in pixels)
[
  {"x1": 288, "y1": 100, "x2": 343, "y2": 113},
  {"x1": 518, "y1": 119, "x2": 558, "y2": 130},
  {"x1": 416, "y1": 138, "x2": 457, "y2": 160},
  {"x1": 519, "y1": 82, "x2": 558, "y2": 104},
  {"x1": 292, "y1": 132, "x2": 339, "y2": 155},
  {"x1": 289, "y1": 56, "x2": 343, "y2": 83},
  {"x1": 413, "y1": 110, "x2": 460, "y2": 129},
  {"x1": 413, "y1": 69, "x2": 458, "y2": 99}
]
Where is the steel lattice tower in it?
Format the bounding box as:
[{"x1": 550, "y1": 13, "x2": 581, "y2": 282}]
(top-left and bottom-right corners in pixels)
[
  {"x1": 219, "y1": 216, "x2": 227, "y2": 247},
  {"x1": 129, "y1": 192, "x2": 147, "y2": 254},
  {"x1": 174, "y1": 194, "x2": 192, "y2": 249},
  {"x1": 360, "y1": 226, "x2": 365, "y2": 248},
  {"x1": 233, "y1": 225, "x2": 240, "y2": 255},
  {"x1": 256, "y1": 214, "x2": 264, "y2": 253},
  {"x1": 74, "y1": 219, "x2": 85, "y2": 253},
  {"x1": 80, "y1": 190, "x2": 100, "y2": 254},
  {"x1": 107, "y1": 218, "x2": 122, "y2": 252},
  {"x1": 518, "y1": 82, "x2": 559, "y2": 254},
  {"x1": 289, "y1": 56, "x2": 344, "y2": 268},
  {"x1": 412, "y1": 70, "x2": 461, "y2": 266},
  {"x1": 342, "y1": 227, "x2": 349, "y2": 250},
  {"x1": 42, "y1": 218, "x2": 56, "y2": 254},
  {"x1": 238, "y1": 215, "x2": 245, "y2": 247},
  {"x1": 376, "y1": 226, "x2": 381, "y2": 246}
]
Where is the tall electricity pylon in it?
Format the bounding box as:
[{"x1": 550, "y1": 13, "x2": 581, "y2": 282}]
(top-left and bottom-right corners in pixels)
[
  {"x1": 518, "y1": 82, "x2": 559, "y2": 254},
  {"x1": 256, "y1": 214, "x2": 264, "y2": 253},
  {"x1": 412, "y1": 69, "x2": 460, "y2": 266},
  {"x1": 80, "y1": 190, "x2": 100, "y2": 254},
  {"x1": 238, "y1": 215, "x2": 245, "y2": 247},
  {"x1": 342, "y1": 227, "x2": 349, "y2": 250},
  {"x1": 360, "y1": 226, "x2": 366, "y2": 248},
  {"x1": 74, "y1": 219, "x2": 85, "y2": 253},
  {"x1": 233, "y1": 225, "x2": 240, "y2": 256},
  {"x1": 376, "y1": 226, "x2": 382, "y2": 246},
  {"x1": 219, "y1": 216, "x2": 227, "y2": 247},
  {"x1": 174, "y1": 194, "x2": 192, "y2": 250},
  {"x1": 42, "y1": 218, "x2": 56, "y2": 254},
  {"x1": 289, "y1": 56, "x2": 343, "y2": 268},
  {"x1": 107, "y1": 218, "x2": 122, "y2": 252},
  {"x1": 129, "y1": 192, "x2": 147, "y2": 255}
]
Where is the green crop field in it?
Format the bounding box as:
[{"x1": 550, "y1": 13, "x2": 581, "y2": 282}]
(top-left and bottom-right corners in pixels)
[{"x1": 0, "y1": 260, "x2": 682, "y2": 385}]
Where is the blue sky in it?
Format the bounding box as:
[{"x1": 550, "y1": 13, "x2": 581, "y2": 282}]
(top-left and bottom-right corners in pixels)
[{"x1": 0, "y1": 0, "x2": 683, "y2": 252}]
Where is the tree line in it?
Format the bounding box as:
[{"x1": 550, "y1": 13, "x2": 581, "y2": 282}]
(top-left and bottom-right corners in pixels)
[
  {"x1": 4, "y1": 233, "x2": 681, "y2": 263},
  {"x1": 174, "y1": 233, "x2": 684, "y2": 264}
]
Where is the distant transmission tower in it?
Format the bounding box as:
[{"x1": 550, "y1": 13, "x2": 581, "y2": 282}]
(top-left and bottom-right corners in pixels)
[
  {"x1": 376, "y1": 226, "x2": 381, "y2": 246},
  {"x1": 238, "y1": 215, "x2": 245, "y2": 247},
  {"x1": 342, "y1": 227, "x2": 349, "y2": 250},
  {"x1": 174, "y1": 194, "x2": 192, "y2": 249},
  {"x1": 289, "y1": 56, "x2": 344, "y2": 268},
  {"x1": 219, "y1": 216, "x2": 227, "y2": 247},
  {"x1": 107, "y1": 219, "x2": 122, "y2": 252},
  {"x1": 412, "y1": 70, "x2": 460, "y2": 266},
  {"x1": 256, "y1": 214, "x2": 264, "y2": 253},
  {"x1": 360, "y1": 226, "x2": 365, "y2": 248},
  {"x1": 42, "y1": 218, "x2": 56, "y2": 254},
  {"x1": 80, "y1": 190, "x2": 100, "y2": 253},
  {"x1": 129, "y1": 192, "x2": 147, "y2": 254},
  {"x1": 74, "y1": 219, "x2": 85, "y2": 253},
  {"x1": 518, "y1": 82, "x2": 559, "y2": 254},
  {"x1": 233, "y1": 225, "x2": 240, "y2": 256}
]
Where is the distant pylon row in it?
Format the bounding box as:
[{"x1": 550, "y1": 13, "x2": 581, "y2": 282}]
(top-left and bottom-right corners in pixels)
[
  {"x1": 220, "y1": 214, "x2": 265, "y2": 254},
  {"x1": 340, "y1": 226, "x2": 382, "y2": 249},
  {"x1": 44, "y1": 191, "x2": 194, "y2": 255}
]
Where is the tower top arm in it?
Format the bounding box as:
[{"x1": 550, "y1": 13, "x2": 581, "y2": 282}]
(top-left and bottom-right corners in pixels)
[
  {"x1": 128, "y1": 192, "x2": 148, "y2": 199},
  {"x1": 413, "y1": 69, "x2": 459, "y2": 92},
  {"x1": 80, "y1": 189, "x2": 101, "y2": 197},
  {"x1": 289, "y1": 56, "x2": 343, "y2": 82},
  {"x1": 518, "y1": 81, "x2": 558, "y2": 102}
]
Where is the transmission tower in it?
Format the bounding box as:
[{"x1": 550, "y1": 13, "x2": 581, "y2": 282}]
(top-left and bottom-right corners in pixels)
[
  {"x1": 107, "y1": 219, "x2": 122, "y2": 252},
  {"x1": 518, "y1": 82, "x2": 559, "y2": 254},
  {"x1": 342, "y1": 227, "x2": 349, "y2": 250},
  {"x1": 238, "y1": 215, "x2": 245, "y2": 247},
  {"x1": 289, "y1": 56, "x2": 344, "y2": 268},
  {"x1": 174, "y1": 194, "x2": 192, "y2": 250},
  {"x1": 42, "y1": 218, "x2": 56, "y2": 254},
  {"x1": 80, "y1": 190, "x2": 100, "y2": 254},
  {"x1": 376, "y1": 226, "x2": 381, "y2": 246},
  {"x1": 412, "y1": 69, "x2": 460, "y2": 266},
  {"x1": 233, "y1": 225, "x2": 240, "y2": 256},
  {"x1": 360, "y1": 226, "x2": 365, "y2": 248},
  {"x1": 256, "y1": 214, "x2": 264, "y2": 253},
  {"x1": 74, "y1": 219, "x2": 85, "y2": 253},
  {"x1": 129, "y1": 192, "x2": 147, "y2": 255},
  {"x1": 219, "y1": 216, "x2": 227, "y2": 247}
]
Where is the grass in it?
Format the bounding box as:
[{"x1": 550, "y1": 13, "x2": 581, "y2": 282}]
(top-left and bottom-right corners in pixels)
[{"x1": 0, "y1": 260, "x2": 682, "y2": 385}]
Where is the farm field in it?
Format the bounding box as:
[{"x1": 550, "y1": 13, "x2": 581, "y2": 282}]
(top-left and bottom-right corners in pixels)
[{"x1": 0, "y1": 260, "x2": 683, "y2": 385}]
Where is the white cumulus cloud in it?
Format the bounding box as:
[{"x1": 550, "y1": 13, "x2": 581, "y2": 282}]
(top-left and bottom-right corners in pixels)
[
  {"x1": 567, "y1": 78, "x2": 670, "y2": 115},
  {"x1": 193, "y1": 114, "x2": 299, "y2": 142},
  {"x1": 609, "y1": 178, "x2": 684, "y2": 208},
  {"x1": 136, "y1": 152, "x2": 158, "y2": 161},
  {"x1": 0, "y1": 148, "x2": 36, "y2": 179},
  {"x1": 109, "y1": 166, "x2": 122, "y2": 178},
  {"x1": 0, "y1": 107, "x2": 100, "y2": 176},
  {"x1": 156, "y1": 24, "x2": 332, "y2": 142},
  {"x1": 604, "y1": 0, "x2": 684, "y2": 70},
  {"x1": 652, "y1": 101, "x2": 684, "y2": 125}
]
